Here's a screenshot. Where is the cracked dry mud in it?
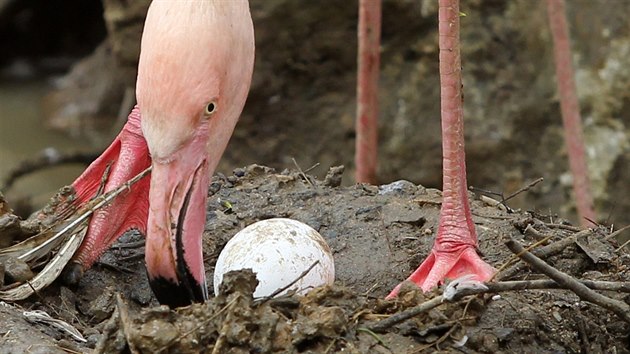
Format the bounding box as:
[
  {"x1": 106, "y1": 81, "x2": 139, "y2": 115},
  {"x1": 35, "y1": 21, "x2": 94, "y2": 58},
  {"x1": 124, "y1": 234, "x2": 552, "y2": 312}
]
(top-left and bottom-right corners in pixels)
[{"x1": 1, "y1": 164, "x2": 629, "y2": 353}]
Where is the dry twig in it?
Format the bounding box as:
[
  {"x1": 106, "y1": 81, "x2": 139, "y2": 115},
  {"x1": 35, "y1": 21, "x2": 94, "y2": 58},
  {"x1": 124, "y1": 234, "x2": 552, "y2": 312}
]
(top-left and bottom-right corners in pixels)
[
  {"x1": 255, "y1": 260, "x2": 320, "y2": 304},
  {"x1": 115, "y1": 294, "x2": 140, "y2": 354},
  {"x1": 497, "y1": 228, "x2": 592, "y2": 280},
  {"x1": 291, "y1": 158, "x2": 314, "y2": 187},
  {"x1": 367, "y1": 276, "x2": 630, "y2": 333},
  {"x1": 605, "y1": 224, "x2": 630, "y2": 241},
  {"x1": 505, "y1": 238, "x2": 630, "y2": 323}
]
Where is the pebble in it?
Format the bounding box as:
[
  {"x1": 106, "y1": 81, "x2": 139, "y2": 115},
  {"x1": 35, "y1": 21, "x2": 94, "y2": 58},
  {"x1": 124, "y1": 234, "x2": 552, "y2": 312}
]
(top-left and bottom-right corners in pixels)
[
  {"x1": 378, "y1": 180, "x2": 417, "y2": 195},
  {"x1": 87, "y1": 290, "x2": 114, "y2": 322},
  {"x1": 3, "y1": 256, "x2": 34, "y2": 283}
]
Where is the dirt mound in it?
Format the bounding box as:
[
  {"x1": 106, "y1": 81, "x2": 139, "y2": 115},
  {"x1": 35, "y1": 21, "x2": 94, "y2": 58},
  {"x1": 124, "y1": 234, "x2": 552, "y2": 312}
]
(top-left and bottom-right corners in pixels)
[{"x1": 1, "y1": 165, "x2": 629, "y2": 353}]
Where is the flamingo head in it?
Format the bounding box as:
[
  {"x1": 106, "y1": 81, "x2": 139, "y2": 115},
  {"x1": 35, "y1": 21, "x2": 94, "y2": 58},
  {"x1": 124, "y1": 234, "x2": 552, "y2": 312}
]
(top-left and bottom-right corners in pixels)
[{"x1": 135, "y1": 0, "x2": 254, "y2": 307}]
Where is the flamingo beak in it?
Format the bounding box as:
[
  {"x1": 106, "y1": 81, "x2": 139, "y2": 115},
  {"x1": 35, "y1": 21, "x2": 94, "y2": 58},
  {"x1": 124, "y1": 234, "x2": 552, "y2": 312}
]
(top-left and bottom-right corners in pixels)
[{"x1": 145, "y1": 139, "x2": 210, "y2": 307}]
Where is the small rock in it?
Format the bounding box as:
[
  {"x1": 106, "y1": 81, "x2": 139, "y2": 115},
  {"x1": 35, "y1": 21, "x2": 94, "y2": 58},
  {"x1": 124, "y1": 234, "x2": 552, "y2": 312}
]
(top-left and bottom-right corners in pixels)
[
  {"x1": 323, "y1": 166, "x2": 344, "y2": 187},
  {"x1": 0, "y1": 213, "x2": 26, "y2": 247},
  {"x1": 378, "y1": 180, "x2": 417, "y2": 195},
  {"x1": 209, "y1": 181, "x2": 222, "y2": 194},
  {"x1": 85, "y1": 333, "x2": 101, "y2": 348},
  {"x1": 293, "y1": 306, "x2": 346, "y2": 345},
  {"x1": 492, "y1": 327, "x2": 514, "y2": 341},
  {"x1": 219, "y1": 269, "x2": 259, "y2": 297},
  {"x1": 3, "y1": 256, "x2": 34, "y2": 283},
  {"x1": 130, "y1": 284, "x2": 153, "y2": 306},
  {"x1": 552, "y1": 311, "x2": 563, "y2": 322},
  {"x1": 245, "y1": 164, "x2": 276, "y2": 177},
  {"x1": 135, "y1": 320, "x2": 179, "y2": 350},
  {"x1": 481, "y1": 333, "x2": 499, "y2": 352},
  {"x1": 575, "y1": 235, "x2": 614, "y2": 264},
  {"x1": 59, "y1": 287, "x2": 77, "y2": 309},
  {"x1": 87, "y1": 290, "x2": 114, "y2": 322}
]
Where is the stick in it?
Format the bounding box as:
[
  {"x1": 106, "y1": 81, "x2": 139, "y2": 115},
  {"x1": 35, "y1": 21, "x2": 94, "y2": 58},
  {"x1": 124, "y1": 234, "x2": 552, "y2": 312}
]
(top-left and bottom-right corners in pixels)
[
  {"x1": 502, "y1": 177, "x2": 544, "y2": 204},
  {"x1": 472, "y1": 178, "x2": 544, "y2": 214},
  {"x1": 291, "y1": 158, "x2": 314, "y2": 188},
  {"x1": 255, "y1": 260, "x2": 320, "y2": 304},
  {"x1": 497, "y1": 228, "x2": 591, "y2": 280},
  {"x1": 18, "y1": 166, "x2": 151, "y2": 262},
  {"x1": 544, "y1": 222, "x2": 582, "y2": 232},
  {"x1": 367, "y1": 296, "x2": 444, "y2": 333},
  {"x1": 94, "y1": 307, "x2": 120, "y2": 354},
  {"x1": 156, "y1": 296, "x2": 239, "y2": 353},
  {"x1": 115, "y1": 294, "x2": 140, "y2": 354},
  {"x1": 605, "y1": 224, "x2": 630, "y2": 241},
  {"x1": 367, "y1": 277, "x2": 630, "y2": 333},
  {"x1": 505, "y1": 238, "x2": 630, "y2": 323},
  {"x1": 471, "y1": 279, "x2": 630, "y2": 294}
]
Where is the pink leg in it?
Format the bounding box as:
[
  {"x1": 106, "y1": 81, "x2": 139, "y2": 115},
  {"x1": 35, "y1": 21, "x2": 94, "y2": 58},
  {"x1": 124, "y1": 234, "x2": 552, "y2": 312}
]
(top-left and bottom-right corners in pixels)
[
  {"x1": 355, "y1": 0, "x2": 381, "y2": 184},
  {"x1": 64, "y1": 106, "x2": 151, "y2": 282},
  {"x1": 546, "y1": 0, "x2": 595, "y2": 227},
  {"x1": 387, "y1": 0, "x2": 494, "y2": 298}
]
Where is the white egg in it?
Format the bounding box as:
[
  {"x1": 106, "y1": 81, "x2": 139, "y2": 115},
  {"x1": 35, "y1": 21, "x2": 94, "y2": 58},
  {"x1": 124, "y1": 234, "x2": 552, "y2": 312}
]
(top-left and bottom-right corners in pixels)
[{"x1": 213, "y1": 218, "x2": 335, "y2": 298}]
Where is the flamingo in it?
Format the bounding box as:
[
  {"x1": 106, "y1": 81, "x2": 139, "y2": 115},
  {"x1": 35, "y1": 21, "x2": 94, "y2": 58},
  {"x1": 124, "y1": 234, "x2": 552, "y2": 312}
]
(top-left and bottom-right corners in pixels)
[
  {"x1": 64, "y1": 0, "x2": 487, "y2": 306},
  {"x1": 63, "y1": 1, "x2": 255, "y2": 308},
  {"x1": 387, "y1": 0, "x2": 495, "y2": 297}
]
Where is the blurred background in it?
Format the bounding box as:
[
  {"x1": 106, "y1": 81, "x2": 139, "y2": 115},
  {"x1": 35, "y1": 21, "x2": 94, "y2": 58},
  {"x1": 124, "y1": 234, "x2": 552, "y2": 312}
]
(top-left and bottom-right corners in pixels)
[{"x1": 0, "y1": 0, "x2": 628, "y2": 228}]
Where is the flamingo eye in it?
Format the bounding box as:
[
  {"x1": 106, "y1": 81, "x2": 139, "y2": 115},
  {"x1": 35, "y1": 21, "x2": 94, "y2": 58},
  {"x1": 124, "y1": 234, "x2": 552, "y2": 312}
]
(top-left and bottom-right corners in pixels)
[{"x1": 204, "y1": 101, "x2": 217, "y2": 117}]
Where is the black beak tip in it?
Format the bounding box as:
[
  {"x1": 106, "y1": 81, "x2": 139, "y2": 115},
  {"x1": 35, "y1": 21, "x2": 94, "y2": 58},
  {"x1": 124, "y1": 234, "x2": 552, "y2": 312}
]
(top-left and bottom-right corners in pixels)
[{"x1": 148, "y1": 275, "x2": 206, "y2": 308}]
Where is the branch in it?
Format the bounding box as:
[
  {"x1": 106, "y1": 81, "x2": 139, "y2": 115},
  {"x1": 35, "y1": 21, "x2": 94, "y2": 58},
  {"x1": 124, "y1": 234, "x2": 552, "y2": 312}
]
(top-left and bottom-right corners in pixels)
[
  {"x1": 497, "y1": 228, "x2": 591, "y2": 280},
  {"x1": 505, "y1": 238, "x2": 630, "y2": 323}
]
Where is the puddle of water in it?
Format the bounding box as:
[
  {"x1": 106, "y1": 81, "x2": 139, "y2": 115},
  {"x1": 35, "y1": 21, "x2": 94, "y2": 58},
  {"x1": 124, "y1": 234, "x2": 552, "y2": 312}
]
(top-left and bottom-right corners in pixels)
[{"x1": 0, "y1": 81, "x2": 97, "y2": 210}]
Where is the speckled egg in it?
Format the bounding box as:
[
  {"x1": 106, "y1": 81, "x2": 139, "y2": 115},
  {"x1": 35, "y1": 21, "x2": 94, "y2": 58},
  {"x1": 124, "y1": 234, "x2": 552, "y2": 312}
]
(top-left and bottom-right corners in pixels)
[{"x1": 213, "y1": 218, "x2": 335, "y2": 298}]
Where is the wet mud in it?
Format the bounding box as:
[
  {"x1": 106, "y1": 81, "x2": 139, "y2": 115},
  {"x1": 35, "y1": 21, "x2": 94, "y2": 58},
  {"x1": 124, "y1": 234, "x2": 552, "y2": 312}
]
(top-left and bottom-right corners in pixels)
[{"x1": 1, "y1": 165, "x2": 629, "y2": 353}]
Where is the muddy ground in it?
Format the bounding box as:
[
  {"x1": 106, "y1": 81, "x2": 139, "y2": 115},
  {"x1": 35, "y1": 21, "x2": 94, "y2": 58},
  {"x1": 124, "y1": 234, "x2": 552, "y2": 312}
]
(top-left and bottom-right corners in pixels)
[{"x1": 1, "y1": 164, "x2": 629, "y2": 353}]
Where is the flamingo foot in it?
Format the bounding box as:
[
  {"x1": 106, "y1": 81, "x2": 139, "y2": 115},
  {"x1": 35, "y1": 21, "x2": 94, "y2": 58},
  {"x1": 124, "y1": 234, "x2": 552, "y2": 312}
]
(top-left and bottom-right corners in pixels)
[
  {"x1": 387, "y1": 246, "x2": 495, "y2": 299},
  {"x1": 62, "y1": 107, "x2": 151, "y2": 284}
]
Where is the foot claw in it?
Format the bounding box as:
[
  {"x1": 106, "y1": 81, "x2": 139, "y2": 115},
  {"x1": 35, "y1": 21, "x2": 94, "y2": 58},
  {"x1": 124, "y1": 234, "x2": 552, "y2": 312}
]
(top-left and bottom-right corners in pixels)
[
  {"x1": 388, "y1": 246, "x2": 495, "y2": 299},
  {"x1": 62, "y1": 262, "x2": 85, "y2": 285}
]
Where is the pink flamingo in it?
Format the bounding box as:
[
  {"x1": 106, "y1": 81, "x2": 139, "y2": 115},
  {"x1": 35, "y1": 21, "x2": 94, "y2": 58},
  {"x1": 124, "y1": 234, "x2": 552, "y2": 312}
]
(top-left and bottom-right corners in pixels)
[
  {"x1": 388, "y1": 0, "x2": 495, "y2": 297},
  {"x1": 546, "y1": 0, "x2": 596, "y2": 227},
  {"x1": 64, "y1": 1, "x2": 255, "y2": 307},
  {"x1": 355, "y1": 0, "x2": 381, "y2": 184}
]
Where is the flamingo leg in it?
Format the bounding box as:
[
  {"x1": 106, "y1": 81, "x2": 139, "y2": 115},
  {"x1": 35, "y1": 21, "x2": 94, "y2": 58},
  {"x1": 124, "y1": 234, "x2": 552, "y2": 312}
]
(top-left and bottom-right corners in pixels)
[{"x1": 387, "y1": 0, "x2": 495, "y2": 298}]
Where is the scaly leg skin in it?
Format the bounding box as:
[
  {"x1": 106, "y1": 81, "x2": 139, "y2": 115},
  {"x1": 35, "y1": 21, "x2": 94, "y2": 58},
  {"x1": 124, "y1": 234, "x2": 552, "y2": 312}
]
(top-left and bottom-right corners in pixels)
[
  {"x1": 62, "y1": 106, "x2": 151, "y2": 284},
  {"x1": 387, "y1": 0, "x2": 494, "y2": 299},
  {"x1": 386, "y1": 183, "x2": 496, "y2": 298}
]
